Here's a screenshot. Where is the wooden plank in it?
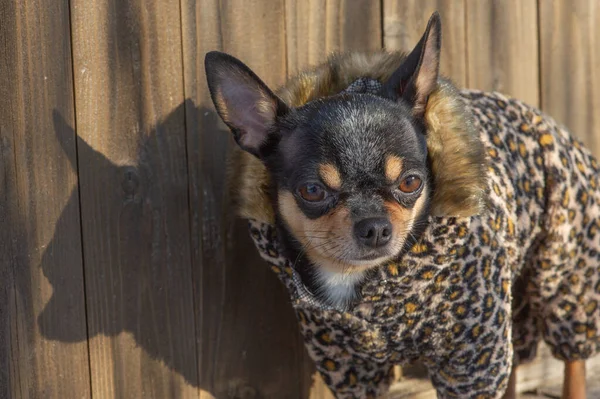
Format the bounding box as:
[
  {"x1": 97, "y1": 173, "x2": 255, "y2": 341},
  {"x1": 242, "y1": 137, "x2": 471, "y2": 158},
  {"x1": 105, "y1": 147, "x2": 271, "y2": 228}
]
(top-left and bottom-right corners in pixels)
[
  {"x1": 181, "y1": 0, "x2": 315, "y2": 397},
  {"x1": 0, "y1": 38, "x2": 17, "y2": 394},
  {"x1": 0, "y1": 0, "x2": 91, "y2": 398},
  {"x1": 286, "y1": 0, "x2": 382, "y2": 76},
  {"x1": 538, "y1": 0, "x2": 600, "y2": 154},
  {"x1": 69, "y1": 0, "x2": 198, "y2": 397},
  {"x1": 465, "y1": 0, "x2": 539, "y2": 107},
  {"x1": 0, "y1": 24, "x2": 18, "y2": 396},
  {"x1": 383, "y1": 0, "x2": 467, "y2": 87}
]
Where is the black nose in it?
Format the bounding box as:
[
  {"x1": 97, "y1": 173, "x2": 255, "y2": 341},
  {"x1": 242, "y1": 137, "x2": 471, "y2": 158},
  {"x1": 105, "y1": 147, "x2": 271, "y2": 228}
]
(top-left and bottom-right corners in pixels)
[{"x1": 354, "y1": 217, "x2": 393, "y2": 248}]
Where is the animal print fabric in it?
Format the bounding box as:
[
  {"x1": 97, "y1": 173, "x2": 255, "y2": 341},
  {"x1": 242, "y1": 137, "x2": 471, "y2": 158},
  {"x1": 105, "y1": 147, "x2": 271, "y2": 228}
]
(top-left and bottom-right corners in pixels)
[{"x1": 246, "y1": 89, "x2": 600, "y2": 398}]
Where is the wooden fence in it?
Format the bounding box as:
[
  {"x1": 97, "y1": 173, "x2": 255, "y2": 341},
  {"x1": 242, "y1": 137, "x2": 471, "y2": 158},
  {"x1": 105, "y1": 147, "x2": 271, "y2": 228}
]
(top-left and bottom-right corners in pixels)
[{"x1": 1, "y1": 0, "x2": 599, "y2": 398}]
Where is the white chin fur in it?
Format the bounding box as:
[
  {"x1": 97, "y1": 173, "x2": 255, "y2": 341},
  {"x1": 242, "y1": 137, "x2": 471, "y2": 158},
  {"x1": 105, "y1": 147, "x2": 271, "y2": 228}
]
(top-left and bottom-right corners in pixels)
[
  {"x1": 315, "y1": 269, "x2": 367, "y2": 310},
  {"x1": 343, "y1": 257, "x2": 391, "y2": 268}
]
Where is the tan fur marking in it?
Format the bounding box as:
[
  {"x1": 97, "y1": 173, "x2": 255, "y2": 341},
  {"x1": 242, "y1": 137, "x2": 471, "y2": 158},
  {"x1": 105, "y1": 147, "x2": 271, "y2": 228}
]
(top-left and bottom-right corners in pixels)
[
  {"x1": 562, "y1": 360, "x2": 587, "y2": 399},
  {"x1": 213, "y1": 89, "x2": 229, "y2": 121},
  {"x1": 319, "y1": 163, "x2": 342, "y2": 190},
  {"x1": 278, "y1": 191, "x2": 308, "y2": 241},
  {"x1": 385, "y1": 155, "x2": 403, "y2": 183},
  {"x1": 385, "y1": 202, "x2": 411, "y2": 231},
  {"x1": 385, "y1": 188, "x2": 428, "y2": 255},
  {"x1": 278, "y1": 192, "x2": 364, "y2": 273},
  {"x1": 256, "y1": 96, "x2": 276, "y2": 119}
]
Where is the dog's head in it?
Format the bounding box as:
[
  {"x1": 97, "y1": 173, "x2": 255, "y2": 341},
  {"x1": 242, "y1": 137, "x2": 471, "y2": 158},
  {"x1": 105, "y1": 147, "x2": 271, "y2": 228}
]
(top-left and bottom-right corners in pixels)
[{"x1": 205, "y1": 14, "x2": 442, "y2": 276}]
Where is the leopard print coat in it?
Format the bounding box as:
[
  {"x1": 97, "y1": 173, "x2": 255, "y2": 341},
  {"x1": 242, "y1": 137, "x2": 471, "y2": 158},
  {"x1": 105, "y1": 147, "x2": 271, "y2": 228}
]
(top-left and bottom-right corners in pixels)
[{"x1": 238, "y1": 55, "x2": 600, "y2": 398}]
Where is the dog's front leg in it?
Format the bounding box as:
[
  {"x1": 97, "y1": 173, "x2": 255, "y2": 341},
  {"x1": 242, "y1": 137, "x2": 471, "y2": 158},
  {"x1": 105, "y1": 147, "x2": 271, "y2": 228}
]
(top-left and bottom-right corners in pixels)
[{"x1": 563, "y1": 360, "x2": 586, "y2": 399}]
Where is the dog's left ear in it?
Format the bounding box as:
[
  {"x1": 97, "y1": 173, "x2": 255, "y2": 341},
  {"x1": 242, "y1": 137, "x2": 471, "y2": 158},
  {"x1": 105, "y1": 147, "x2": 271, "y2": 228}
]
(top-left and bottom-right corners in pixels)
[
  {"x1": 205, "y1": 51, "x2": 288, "y2": 158},
  {"x1": 381, "y1": 12, "x2": 441, "y2": 117}
]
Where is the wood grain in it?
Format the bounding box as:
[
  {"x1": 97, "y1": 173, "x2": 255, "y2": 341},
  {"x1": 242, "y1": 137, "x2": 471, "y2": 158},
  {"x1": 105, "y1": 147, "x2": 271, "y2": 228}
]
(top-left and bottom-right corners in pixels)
[
  {"x1": 70, "y1": 0, "x2": 198, "y2": 397},
  {"x1": 181, "y1": 0, "x2": 312, "y2": 397},
  {"x1": 286, "y1": 0, "x2": 382, "y2": 76},
  {"x1": 383, "y1": 0, "x2": 467, "y2": 87},
  {"x1": 0, "y1": 11, "x2": 18, "y2": 393},
  {"x1": 0, "y1": 26, "x2": 17, "y2": 393},
  {"x1": 538, "y1": 0, "x2": 600, "y2": 154},
  {"x1": 465, "y1": 0, "x2": 539, "y2": 107},
  {"x1": 0, "y1": 0, "x2": 91, "y2": 397}
]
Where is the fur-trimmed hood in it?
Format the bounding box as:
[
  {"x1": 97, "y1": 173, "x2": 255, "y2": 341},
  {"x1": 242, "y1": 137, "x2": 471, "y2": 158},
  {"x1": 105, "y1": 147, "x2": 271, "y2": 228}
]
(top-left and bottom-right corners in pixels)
[{"x1": 233, "y1": 50, "x2": 488, "y2": 223}]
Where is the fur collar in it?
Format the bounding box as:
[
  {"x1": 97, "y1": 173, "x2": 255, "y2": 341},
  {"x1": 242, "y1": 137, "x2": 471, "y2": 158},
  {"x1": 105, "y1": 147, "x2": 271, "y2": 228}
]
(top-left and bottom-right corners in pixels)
[{"x1": 231, "y1": 50, "x2": 488, "y2": 223}]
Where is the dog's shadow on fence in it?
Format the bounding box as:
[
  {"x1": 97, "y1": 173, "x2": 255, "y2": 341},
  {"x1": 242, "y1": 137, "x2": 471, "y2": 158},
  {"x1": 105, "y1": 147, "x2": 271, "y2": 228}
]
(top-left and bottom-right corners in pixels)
[{"x1": 38, "y1": 102, "x2": 313, "y2": 397}]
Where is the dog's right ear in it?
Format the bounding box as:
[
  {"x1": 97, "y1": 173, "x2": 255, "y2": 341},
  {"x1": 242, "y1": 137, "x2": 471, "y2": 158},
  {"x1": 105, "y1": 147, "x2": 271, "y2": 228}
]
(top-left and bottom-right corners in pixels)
[
  {"x1": 205, "y1": 51, "x2": 288, "y2": 157},
  {"x1": 380, "y1": 12, "x2": 441, "y2": 118}
]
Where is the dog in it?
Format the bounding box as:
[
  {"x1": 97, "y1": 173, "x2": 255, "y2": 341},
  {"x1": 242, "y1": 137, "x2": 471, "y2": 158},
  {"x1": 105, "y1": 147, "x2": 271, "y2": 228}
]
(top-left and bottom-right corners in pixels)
[{"x1": 205, "y1": 12, "x2": 598, "y2": 399}]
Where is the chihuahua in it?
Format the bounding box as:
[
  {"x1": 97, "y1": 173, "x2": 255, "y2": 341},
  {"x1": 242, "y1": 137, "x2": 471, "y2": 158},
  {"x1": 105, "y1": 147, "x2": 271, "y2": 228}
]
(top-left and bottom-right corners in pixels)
[
  {"x1": 205, "y1": 12, "x2": 595, "y2": 399},
  {"x1": 205, "y1": 33, "x2": 436, "y2": 310}
]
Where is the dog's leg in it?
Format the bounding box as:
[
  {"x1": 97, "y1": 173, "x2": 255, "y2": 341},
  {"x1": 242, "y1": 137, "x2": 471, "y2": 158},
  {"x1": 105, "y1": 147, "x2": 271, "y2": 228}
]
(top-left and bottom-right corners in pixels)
[
  {"x1": 562, "y1": 360, "x2": 586, "y2": 399},
  {"x1": 502, "y1": 363, "x2": 517, "y2": 399}
]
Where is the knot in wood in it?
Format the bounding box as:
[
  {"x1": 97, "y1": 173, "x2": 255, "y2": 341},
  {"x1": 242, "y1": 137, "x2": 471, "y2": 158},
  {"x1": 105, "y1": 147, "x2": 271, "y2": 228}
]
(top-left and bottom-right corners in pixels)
[{"x1": 121, "y1": 166, "x2": 140, "y2": 197}]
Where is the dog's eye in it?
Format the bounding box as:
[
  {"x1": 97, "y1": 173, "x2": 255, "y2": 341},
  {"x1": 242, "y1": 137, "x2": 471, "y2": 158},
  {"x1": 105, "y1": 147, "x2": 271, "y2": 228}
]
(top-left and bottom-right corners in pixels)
[
  {"x1": 299, "y1": 183, "x2": 326, "y2": 202},
  {"x1": 399, "y1": 176, "x2": 422, "y2": 193}
]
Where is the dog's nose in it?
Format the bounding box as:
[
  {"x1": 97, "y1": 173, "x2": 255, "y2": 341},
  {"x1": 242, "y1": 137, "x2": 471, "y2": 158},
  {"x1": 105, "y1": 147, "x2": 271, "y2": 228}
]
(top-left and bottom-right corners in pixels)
[{"x1": 354, "y1": 217, "x2": 392, "y2": 248}]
